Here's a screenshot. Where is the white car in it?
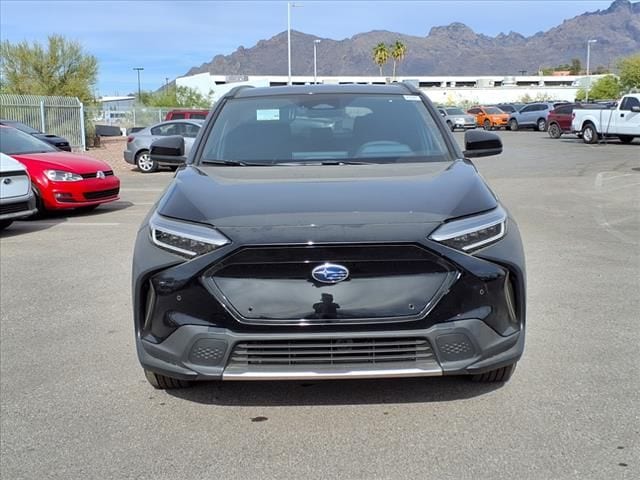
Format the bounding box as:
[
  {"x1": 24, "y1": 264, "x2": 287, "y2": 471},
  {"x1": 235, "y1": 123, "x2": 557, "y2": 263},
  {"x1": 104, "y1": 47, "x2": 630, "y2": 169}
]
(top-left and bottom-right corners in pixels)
[{"x1": 0, "y1": 152, "x2": 37, "y2": 230}]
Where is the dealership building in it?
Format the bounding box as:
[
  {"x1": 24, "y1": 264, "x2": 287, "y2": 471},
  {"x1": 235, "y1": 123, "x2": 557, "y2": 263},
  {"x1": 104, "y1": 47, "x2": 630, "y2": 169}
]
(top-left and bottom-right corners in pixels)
[{"x1": 176, "y1": 72, "x2": 603, "y2": 104}]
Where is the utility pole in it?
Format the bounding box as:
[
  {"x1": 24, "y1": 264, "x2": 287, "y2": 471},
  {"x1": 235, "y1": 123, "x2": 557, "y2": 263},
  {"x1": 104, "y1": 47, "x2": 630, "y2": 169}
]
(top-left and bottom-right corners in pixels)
[
  {"x1": 287, "y1": 2, "x2": 302, "y2": 85},
  {"x1": 585, "y1": 39, "x2": 597, "y2": 103},
  {"x1": 133, "y1": 67, "x2": 144, "y2": 100},
  {"x1": 313, "y1": 39, "x2": 321, "y2": 84}
]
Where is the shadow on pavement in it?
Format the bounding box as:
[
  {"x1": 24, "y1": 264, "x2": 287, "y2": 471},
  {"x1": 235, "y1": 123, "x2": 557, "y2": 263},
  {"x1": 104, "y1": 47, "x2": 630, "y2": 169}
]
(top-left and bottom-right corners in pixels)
[{"x1": 166, "y1": 376, "x2": 505, "y2": 406}]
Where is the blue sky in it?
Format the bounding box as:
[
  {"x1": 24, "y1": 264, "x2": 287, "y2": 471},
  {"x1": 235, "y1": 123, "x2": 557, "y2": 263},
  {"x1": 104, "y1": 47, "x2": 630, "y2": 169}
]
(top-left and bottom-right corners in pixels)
[{"x1": 0, "y1": 0, "x2": 617, "y2": 95}]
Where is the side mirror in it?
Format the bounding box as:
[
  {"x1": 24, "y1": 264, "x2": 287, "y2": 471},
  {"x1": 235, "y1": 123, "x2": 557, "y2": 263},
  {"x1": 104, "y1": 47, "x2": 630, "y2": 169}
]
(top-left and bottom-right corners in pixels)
[
  {"x1": 440, "y1": 112, "x2": 446, "y2": 117},
  {"x1": 631, "y1": 105, "x2": 640, "y2": 113},
  {"x1": 463, "y1": 129, "x2": 503, "y2": 158},
  {"x1": 150, "y1": 135, "x2": 186, "y2": 164}
]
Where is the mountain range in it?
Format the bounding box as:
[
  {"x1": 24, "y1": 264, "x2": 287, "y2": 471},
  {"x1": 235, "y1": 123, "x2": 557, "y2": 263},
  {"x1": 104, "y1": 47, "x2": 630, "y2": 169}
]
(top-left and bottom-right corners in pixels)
[{"x1": 184, "y1": 0, "x2": 640, "y2": 78}]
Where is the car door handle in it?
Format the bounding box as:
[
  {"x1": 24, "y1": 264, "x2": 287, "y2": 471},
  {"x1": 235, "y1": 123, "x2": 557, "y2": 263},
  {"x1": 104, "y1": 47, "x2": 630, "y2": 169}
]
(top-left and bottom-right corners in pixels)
[{"x1": 620, "y1": 113, "x2": 624, "y2": 117}]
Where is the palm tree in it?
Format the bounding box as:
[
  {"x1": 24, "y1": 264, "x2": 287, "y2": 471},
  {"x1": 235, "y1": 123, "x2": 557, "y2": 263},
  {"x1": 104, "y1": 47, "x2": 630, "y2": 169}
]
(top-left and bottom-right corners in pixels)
[
  {"x1": 372, "y1": 43, "x2": 389, "y2": 76},
  {"x1": 391, "y1": 41, "x2": 407, "y2": 80}
]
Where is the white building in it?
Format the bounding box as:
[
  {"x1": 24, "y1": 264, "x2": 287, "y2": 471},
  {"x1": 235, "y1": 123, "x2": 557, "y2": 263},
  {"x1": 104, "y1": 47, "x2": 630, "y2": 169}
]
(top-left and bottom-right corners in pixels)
[{"x1": 176, "y1": 73, "x2": 605, "y2": 105}]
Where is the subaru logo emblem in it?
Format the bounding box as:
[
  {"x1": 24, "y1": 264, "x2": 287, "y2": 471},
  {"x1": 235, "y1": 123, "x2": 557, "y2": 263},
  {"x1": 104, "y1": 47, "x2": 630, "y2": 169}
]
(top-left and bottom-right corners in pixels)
[
  {"x1": 96, "y1": 171, "x2": 105, "y2": 179},
  {"x1": 311, "y1": 263, "x2": 350, "y2": 284}
]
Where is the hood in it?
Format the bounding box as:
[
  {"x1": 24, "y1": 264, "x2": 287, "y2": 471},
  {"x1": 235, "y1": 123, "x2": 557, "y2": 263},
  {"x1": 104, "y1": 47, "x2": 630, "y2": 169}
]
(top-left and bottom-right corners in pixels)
[
  {"x1": 0, "y1": 152, "x2": 27, "y2": 173},
  {"x1": 32, "y1": 133, "x2": 67, "y2": 143},
  {"x1": 10, "y1": 151, "x2": 111, "y2": 174},
  {"x1": 158, "y1": 160, "x2": 497, "y2": 228}
]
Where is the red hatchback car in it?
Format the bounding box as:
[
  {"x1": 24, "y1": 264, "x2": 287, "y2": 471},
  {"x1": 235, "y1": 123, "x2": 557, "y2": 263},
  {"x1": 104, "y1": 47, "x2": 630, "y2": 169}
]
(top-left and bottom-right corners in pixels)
[{"x1": 0, "y1": 126, "x2": 120, "y2": 213}]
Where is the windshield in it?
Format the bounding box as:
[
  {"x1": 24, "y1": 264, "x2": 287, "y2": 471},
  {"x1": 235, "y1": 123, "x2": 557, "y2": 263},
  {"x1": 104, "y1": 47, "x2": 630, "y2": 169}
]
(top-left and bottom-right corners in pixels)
[
  {"x1": 200, "y1": 93, "x2": 453, "y2": 165},
  {"x1": 0, "y1": 127, "x2": 57, "y2": 154},
  {"x1": 446, "y1": 108, "x2": 465, "y2": 115},
  {"x1": 484, "y1": 107, "x2": 504, "y2": 114}
]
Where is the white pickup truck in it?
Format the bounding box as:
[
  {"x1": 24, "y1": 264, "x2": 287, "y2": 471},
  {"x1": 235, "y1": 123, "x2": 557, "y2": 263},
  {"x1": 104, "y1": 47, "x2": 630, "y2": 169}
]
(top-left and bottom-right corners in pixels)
[{"x1": 571, "y1": 93, "x2": 640, "y2": 144}]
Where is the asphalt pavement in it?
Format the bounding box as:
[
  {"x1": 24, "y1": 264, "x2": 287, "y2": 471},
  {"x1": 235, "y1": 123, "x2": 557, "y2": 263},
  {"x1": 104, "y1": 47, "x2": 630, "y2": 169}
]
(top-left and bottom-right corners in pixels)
[{"x1": 1, "y1": 131, "x2": 638, "y2": 480}]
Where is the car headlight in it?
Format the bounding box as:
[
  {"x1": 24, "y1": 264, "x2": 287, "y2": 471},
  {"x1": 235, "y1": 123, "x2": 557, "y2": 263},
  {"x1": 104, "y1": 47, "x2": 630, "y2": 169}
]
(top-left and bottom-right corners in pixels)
[
  {"x1": 149, "y1": 211, "x2": 230, "y2": 258},
  {"x1": 44, "y1": 170, "x2": 83, "y2": 182},
  {"x1": 429, "y1": 205, "x2": 507, "y2": 252}
]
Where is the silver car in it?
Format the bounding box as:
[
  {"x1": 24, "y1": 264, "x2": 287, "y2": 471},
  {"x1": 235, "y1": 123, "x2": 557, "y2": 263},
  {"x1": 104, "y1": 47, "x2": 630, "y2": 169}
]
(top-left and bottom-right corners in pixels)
[
  {"x1": 437, "y1": 107, "x2": 477, "y2": 132},
  {"x1": 124, "y1": 120, "x2": 203, "y2": 173}
]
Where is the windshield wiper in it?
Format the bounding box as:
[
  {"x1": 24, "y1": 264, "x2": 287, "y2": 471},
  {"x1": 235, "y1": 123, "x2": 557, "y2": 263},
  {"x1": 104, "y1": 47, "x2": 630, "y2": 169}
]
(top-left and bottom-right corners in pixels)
[
  {"x1": 200, "y1": 159, "x2": 264, "y2": 166},
  {"x1": 275, "y1": 160, "x2": 374, "y2": 166}
]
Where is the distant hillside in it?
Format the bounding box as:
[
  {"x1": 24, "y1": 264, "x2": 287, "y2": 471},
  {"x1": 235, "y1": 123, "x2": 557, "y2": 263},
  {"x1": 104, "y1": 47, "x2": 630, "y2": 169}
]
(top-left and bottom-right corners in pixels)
[{"x1": 184, "y1": 0, "x2": 640, "y2": 77}]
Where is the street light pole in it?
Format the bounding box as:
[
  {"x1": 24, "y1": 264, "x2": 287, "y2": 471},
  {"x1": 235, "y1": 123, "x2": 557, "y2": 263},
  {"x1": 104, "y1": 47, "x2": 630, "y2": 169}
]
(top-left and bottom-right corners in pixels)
[
  {"x1": 133, "y1": 67, "x2": 144, "y2": 100},
  {"x1": 287, "y1": 2, "x2": 302, "y2": 85},
  {"x1": 585, "y1": 39, "x2": 597, "y2": 103},
  {"x1": 313, "y1": 39, "x2": 321, "y2": 84}
]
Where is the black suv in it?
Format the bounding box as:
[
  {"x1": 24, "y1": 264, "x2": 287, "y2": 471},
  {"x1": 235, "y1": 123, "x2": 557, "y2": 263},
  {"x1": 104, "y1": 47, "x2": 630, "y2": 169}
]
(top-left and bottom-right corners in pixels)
[{"x1": 133, "y1": 83, "x2": 526, "y2": 389}]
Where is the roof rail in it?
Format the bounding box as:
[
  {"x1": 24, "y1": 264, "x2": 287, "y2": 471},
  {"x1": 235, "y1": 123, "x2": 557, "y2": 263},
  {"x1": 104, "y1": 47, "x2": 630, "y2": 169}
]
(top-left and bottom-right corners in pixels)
[{"x1": 225, "y1": 85, "x2": 255, "y2": 99}]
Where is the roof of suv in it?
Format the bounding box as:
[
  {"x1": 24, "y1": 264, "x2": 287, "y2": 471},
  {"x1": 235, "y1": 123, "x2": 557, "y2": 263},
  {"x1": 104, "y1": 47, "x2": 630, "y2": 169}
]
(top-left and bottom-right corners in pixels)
[{"x1": 233, "y1": 83, "x2": 416, "y2": 99}]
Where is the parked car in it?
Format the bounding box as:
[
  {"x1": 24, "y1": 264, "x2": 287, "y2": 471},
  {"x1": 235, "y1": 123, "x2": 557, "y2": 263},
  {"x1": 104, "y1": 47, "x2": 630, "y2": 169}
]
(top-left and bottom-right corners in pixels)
[
  {"x1": 124, "y1": 119, "x2": 204, "y2": 173},
  {"x1": 0, "y1": 126, "x2": 120, "y2": 213},
  {"x1": 133, "y1": 83, "x2": 526, "y2": 389},
  {"x1": 490, "y1": 104, "x2": 520, "y2": 114},
  {"x1": 436, "y1": 107, "x2": 477, "y2": 131},
  {"x1": 0, "y1": 119, "x2": 71, "y2": 151},
  {"x1": 467, "y1": 106, "x2": 510, "y2": 130},
  {"x1": 508, "y1": 102, "x2": 565, "y2": 132},
  {"x1": 571, "y1": 94, "x2": 640, "y2": 144},
  {"x1": 546, "y1": 103, "x2": 606, "y2": 139},
  {"x1": 0, "y1": 152, "x2": 37, "y2": 230},
  {"x1": 165, "y1": 109, "x2": 209, "y2": 121}
]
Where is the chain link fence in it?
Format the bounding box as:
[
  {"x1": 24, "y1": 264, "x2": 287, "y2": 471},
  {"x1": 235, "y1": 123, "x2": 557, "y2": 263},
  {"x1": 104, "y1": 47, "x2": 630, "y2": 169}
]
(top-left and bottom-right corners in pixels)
[
  {"x1": 0, "y1": 94, "x2": 86, "y2": 150},
  {"x1": 86, "y1": 106, "x2": 184, "y2": 134}
]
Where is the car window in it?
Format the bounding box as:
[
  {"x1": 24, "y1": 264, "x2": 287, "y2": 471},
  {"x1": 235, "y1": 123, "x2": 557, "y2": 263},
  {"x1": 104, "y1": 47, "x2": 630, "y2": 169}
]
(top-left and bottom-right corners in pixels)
[
  {"x1": 2, "y1": 121, "x2": 40, "y2": 134},
  {"x1": 0, "y1": 127, "x2": 57, "y2": 154},
  {"x1": 520, "y1": 105, "x2": 533, "y2": 113},
  {"x1": 151, "y1": 123, "x2": 181, "y2": 136},
  {"x1": 484, "y1": 107, "x2": 503, "y2": 114},
  {"x1": 553, "y1": 105, "x2": 571, "y2": 115},
  {"x1": 183, "y1": 123, "x2": 201, "y2": 138},
  {"x1": 190, "y1": 113, "x2": 208, "y2": 120},
  {"x1": 446, "y1": 108, "x2": 465, "y2": 115},
  {"x1": 468, "y1": 108, "x2": 480, "y2": 114},
  {"x1": 620, "y1": 96, "x2": 640, "y2": 111},
  {"x1": 200, "y1": 93, "x2": 454, "y2": 165},
  {"x1": 170, "y1": 113, "x2": 186, "y2": 120}
]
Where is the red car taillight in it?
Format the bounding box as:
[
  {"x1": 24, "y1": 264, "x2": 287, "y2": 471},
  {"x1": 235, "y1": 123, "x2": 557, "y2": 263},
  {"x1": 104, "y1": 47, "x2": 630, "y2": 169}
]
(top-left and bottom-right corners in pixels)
[{"x1": 127, "y1": 136, "x2": 134, "y2": 143}]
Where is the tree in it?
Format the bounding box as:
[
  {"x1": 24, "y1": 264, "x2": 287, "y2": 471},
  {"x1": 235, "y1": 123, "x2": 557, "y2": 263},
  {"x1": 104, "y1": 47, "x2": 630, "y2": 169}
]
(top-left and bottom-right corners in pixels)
[
  {"x1": 576, "y1": 75, "x2": 621, "y2": 101},
  {"x1": 618, "y1": 54, "x2": 640, "y2": 92},
  {"x1": 372, "y1": 43, "x2": 389, "y2": 76},
  {"x1": 390, "y1": 41, "x2": 407, "y2": 80},
  {"x1": 569, "y1": 58, "x2": 582, "y2": 75},
  {"x1": 0, "y1": 35, "x2": 97, "y2": 104},
  {"x1": 139, "y1": 85, "x2": 212, "y2": 108}
]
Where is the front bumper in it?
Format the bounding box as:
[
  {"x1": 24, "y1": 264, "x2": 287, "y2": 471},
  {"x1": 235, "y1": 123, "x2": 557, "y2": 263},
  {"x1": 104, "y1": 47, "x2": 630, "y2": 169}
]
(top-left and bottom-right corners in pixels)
[
  {"x1": 41, "y1": 177, "x2": 120, "y2": 209},
  {"x1": 137, "y1": 319, "x2": 524, "y2": 381},
  {"x1": 133, "y1": 215, "x2": 526, "y2": 381},
  {"x1": 0, "y1": 190, "x2": 37, "y2": 221}
]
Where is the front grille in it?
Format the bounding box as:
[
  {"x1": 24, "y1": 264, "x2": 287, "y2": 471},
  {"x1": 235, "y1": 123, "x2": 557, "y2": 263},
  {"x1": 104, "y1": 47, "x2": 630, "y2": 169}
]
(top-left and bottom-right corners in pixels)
[
  {"x1": 229, "y1": 337, "x2": 435, "y2": 367},
  {"x1": 83, "y1": 187, "x2": 119, "y2": 200},
  {"x1": 81, "y1": 170, "x2": 114, "y2": 179},
  {"x1": 0, "y1": 201, "x2": 30, "y2": 215}
]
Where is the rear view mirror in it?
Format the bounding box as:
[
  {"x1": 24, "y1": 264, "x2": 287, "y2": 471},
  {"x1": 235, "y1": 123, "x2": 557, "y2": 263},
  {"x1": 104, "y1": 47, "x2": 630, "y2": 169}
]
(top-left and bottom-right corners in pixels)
[
  {"x1": 150, "y1": 136, "x2": 186, "y2": 164},
  {"x1": 463, "y1": 129, "x2": 503, "y2": 158}
]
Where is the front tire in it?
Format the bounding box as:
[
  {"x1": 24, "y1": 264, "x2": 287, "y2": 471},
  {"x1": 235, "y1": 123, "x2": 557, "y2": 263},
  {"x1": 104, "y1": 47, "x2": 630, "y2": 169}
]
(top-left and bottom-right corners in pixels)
[
  {"x1": 136, "y1": 150, "x2": 157, "y2": 173},
  {"x1": 547, "y1": 123, "x2": 562, "y2": 139},
  {"x1": 582, "y1": 123, "x2": 598, "y2": 144},
  {"x1": 537, "y1": 118, "x2": 547, "y2": 132},
  {"x1": 144, "y1": 370, "x2": 192, "y2": 389},
  {"x1": 509, "y1": 119, "x2": 518, "y2": 131},
  {"x1": 471, "y1": 363, "x2": 517, "y2": 383},
  {"x1": 483, "y1": 119, "x2": 492, "y2": 130}
]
